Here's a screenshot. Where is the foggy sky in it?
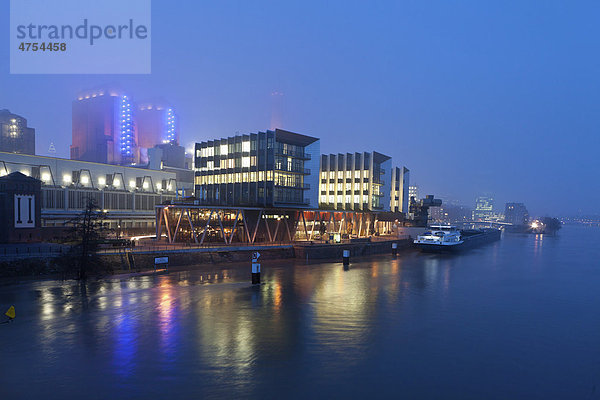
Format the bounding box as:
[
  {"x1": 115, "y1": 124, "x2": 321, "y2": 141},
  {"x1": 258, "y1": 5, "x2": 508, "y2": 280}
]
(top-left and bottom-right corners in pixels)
[{"x1": 1, "y1": 1, "x2": 599, "y2": 216}]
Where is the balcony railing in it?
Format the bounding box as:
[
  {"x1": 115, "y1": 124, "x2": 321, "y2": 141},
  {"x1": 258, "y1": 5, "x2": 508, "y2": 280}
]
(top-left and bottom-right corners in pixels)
[
  {"x1": 275, "y1": 182, "x2": 310, "y2": 190},
  {"x1": 274, "y1": 165, "x2": 311, "y2": 174},
  {"x1": 274, "y1": 148, "x2": 311, "y2": 159}
]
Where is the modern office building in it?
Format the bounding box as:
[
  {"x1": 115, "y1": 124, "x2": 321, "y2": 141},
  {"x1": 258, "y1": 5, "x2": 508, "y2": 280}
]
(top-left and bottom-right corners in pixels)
[
  {"x1": 0, "y1": 151, "x2": 191, "y2": 233},
  {"x1": 390, "y1": 166, "x2": 410, "y2": 213},
  {"x1": 319, "y1": 152, "x2": 392, "y2": 212},
  {"x1": 504, "y1": 202, "x2": 529, "y2": 225},
  {"x1": 0, "y1": 109, "x2": 35, "y2": 155},
  {"x1": 71, "y1": 89, "x2": 136, "y2": 165},
  {"x1": 195, "y1": 129, "x2": 320, "y2": 208},
  {"x1": 136, "y1": 103, "x2": 179, "y2": 163}
]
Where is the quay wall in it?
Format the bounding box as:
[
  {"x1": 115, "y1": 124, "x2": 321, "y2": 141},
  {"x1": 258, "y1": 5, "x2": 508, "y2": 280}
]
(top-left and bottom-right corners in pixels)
[
  {"x1": 294, "y1": 239, "x2": 412, "y2": 260},
  {"x1": 100, "y1": 239, "x2": 413, "y2": 271}
]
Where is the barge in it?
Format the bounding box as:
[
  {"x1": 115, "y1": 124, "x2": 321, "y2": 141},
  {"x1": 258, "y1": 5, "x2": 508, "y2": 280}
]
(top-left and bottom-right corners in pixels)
[{"x1": 414, "y1": 225, "x2": 501, "y2": 252}]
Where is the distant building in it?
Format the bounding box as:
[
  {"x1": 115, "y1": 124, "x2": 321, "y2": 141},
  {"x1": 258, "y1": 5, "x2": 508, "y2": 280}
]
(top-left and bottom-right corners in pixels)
[
  {"x1": 195, "y1": 129, "x2": 320, "y2": 208},
  {"x1": 0, "y1": 109, "x2": 35, "y2": 155},
  {"x1": 71, "y1": 89, "x2": 135, "y2": 165},
  {"x1": 409, "y1": 185, "x2": 419, "y2": 202},
  {"x1": 136, "y1": 104, "x2": 178, "y2": 164},
  {"x1": 71, "y1": 90, "x2": 178, "y2": 166},
  {"x1": 428, "y1": 203, "x2": 473, "y2": 225},
  {"x1": 319, "y1": 152, "x2": 392, "y2": 212},
  {"x1": 504, "y1": 202, "x2": 529, "y2": 225},
  {"x1": 472, "y1": 195, "x2": 495, "y2": 221}
]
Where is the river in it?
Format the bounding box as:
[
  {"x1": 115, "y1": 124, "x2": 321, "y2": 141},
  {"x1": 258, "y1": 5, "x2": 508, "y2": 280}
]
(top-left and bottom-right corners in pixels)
[{"x1": 1, "y1": 225, "x2": 599, "y2": 399}]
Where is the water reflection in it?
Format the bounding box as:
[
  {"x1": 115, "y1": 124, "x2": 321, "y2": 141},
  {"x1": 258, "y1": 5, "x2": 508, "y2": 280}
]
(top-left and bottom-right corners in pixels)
[{"x1": 0, "y1": 227, "x2": 594, "y2": 399}]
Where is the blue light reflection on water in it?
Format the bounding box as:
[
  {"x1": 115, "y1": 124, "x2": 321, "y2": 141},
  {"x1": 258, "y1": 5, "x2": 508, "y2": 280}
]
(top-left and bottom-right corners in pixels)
[{"x1": 1, "y1": 225, "x2": 600, "y2": 399}]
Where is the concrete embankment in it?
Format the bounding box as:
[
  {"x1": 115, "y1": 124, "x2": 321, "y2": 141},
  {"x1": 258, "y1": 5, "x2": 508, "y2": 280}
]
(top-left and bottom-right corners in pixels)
[
  {"x1": 294, "y1": 239, "x2": 412, "y2": 260},
  {"x1": 100, "y1": 245, "x2": 296, "y2": 271},
  {"x1": 101, "y1": 239, "x2": 412, "y2": 271}
]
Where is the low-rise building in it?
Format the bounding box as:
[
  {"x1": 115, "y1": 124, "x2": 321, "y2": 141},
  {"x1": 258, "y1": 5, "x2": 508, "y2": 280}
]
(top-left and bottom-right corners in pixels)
[
  {"x1": 0, "y1": 152, "x2": 191, "y2": 234},
  {"x1": 0, "y1": 172, "x2": 41, "y2": 242}
]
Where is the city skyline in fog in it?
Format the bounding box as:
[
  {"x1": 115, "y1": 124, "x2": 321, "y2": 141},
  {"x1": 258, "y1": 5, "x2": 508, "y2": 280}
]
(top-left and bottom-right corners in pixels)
[{"x1": 1, "y1": 1, "x2": 599, "y2": 216}]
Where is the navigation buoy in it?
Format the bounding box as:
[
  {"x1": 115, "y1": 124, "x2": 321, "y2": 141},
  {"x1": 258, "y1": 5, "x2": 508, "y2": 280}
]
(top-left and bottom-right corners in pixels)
[{"x1": 3, "y1": 306, "x2": 15, "y2": 323}]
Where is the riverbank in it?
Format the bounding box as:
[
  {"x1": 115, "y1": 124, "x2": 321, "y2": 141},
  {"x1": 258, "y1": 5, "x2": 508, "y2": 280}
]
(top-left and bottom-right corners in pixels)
[{"x1": 0, "y1": 238, "x2": 412, "y2": 279}]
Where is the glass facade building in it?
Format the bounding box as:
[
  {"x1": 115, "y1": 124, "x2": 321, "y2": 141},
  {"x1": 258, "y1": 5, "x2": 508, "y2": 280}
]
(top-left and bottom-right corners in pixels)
[
  {"x1": 319, "y1": 152, "x2": 392, "y2": 212},
  {"x1": 194, "y1": 129, "x2": 320, "y2": 208}
]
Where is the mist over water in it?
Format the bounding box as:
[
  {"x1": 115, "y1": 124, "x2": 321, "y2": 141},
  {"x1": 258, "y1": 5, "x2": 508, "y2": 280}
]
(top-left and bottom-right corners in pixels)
[{"x1": 1, "y1": 225, "x2": 599, "y2": 399}]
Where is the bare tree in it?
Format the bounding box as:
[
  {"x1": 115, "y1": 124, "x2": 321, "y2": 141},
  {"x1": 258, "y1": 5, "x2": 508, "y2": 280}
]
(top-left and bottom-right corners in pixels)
[{"x1": 67, "y1": 198, "x2": 111, "y2": 280}]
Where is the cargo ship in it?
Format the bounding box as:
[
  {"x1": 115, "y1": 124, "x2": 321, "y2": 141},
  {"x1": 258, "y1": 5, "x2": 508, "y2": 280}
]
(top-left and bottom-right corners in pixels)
[{"x1": 413, "y1": 225, "x2": 501, "y2": 252}]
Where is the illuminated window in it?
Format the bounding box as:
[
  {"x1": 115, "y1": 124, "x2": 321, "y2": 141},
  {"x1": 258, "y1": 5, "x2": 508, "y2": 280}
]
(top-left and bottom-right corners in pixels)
[
  {"x1": 98, "y1": 176, "x2": 106, "y2": 185},
  {"x1": 242, "y1": 141, "x2": 250, "y2": 152},
  {"x1": 80, "y1": 175, "x2": 89, "y2": 185},
  {"x1": 242, "y1": 157, "x2": 250, "y2": 168},
  {"x1": 129, "y1": 180, "x2": 136, "y2": 189},
  {"x1": 63, "y1": 174, "x2": 72, "y2": 184},
  {"x1": 220, "y1": 144, "x2": 228, "y2": 155}
]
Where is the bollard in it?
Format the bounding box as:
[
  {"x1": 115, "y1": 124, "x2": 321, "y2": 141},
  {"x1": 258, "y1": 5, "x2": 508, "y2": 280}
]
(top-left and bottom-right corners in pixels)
[
  {"x1": 251, "y1": 251, "x2": 261, "y2": 284},
  {"x1": 392, "y1": 242, "x2": 398, "y2": 257},
  {"x1": 343, "y1": 249, "x2": 350, "y2": 266}
]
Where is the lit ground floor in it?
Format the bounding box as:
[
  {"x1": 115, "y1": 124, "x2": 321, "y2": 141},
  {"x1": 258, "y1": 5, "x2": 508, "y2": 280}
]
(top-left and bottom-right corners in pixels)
[{"x1": 156, "y1": 205, "x2": 407, "y2": 245}]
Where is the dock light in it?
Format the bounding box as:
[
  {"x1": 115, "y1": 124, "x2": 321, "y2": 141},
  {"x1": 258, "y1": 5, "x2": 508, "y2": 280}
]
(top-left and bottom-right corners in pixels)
[
  {"x1": 113, "y1": 178, "x2": 121, "y2": 187},
  {"x1": 129, "y1": 180, "x2": 136, "y2": 189},
  {"x1": 81, "y1": 176, "x2": 89, "y2": 185},
  {"x1": 41, "y1": 173, "x2": 51, "y2": 182},
  {"x1": 98, "y1": 177, "x2": 106, "y2": 186},
  {"x1": 143, "y1": 181, "x2": 149, "y2": 189},
  {"x1": 63, "y1": 174, "x2": 72, "y2": 184},
  {"x1": 156, "y1": 182, "x2": 162, "y2": 190},
  {"x1": 531, "y1": 221, "x2": 539, "y2": 229}
]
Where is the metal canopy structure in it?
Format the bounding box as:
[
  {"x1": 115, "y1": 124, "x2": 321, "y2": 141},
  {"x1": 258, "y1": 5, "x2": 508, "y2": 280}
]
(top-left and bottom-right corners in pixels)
[{"x1": 155, "y1": 205, "x2": 401, "y2": 244}]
